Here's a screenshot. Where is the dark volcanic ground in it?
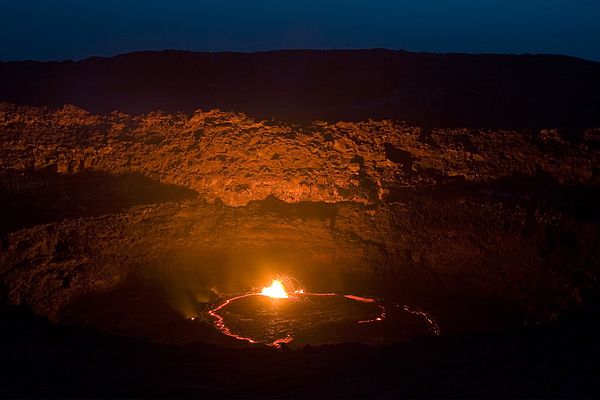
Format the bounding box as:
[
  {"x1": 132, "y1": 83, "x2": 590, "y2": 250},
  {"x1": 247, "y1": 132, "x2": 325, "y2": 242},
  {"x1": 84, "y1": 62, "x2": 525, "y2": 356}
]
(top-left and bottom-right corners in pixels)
[
  {"x1": 2, "y1": 303, "x2": 600, "y2": 398},
  {"x1": 1, "y1": 50, "x2": 600, "y2": 398}
]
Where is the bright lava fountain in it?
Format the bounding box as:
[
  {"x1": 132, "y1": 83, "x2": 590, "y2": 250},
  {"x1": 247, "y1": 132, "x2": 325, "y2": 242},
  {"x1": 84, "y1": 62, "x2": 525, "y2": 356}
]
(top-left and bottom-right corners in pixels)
[{"x1": 260, "y1": 279, "x2": 289, "y2": 299}]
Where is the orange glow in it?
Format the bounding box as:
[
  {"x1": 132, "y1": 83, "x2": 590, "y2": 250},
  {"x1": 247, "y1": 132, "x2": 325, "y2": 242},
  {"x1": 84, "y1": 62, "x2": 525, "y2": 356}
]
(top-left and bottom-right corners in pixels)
[
  {"x1": 207, "y1": 292, "x2": 259, "y2": 345},
  {"x1": 400, "y1": 304, "x2": 441, "y2": 336},
  {"x1": 260, "y1": 279, "x2": 289, "y2": 298},
  {"x1": 344, "y1": 294, "x2": 375, "y2": 303},
  {"x1": 206, "y1": 277, "x2": 390, "y2": 347}
]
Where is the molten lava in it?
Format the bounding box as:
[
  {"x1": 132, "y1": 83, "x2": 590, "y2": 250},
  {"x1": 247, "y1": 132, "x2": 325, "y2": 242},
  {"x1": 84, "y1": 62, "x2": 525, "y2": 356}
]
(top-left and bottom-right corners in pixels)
[
  {"x1": 206, "y1": 277, "x2": 390, "y2": 346},
  {"x1": 260, "y1": 279, "x2": 289, "y2": 299},
  {"x1": 205, "y1": 277, "x2": 438, "y2": 347}
]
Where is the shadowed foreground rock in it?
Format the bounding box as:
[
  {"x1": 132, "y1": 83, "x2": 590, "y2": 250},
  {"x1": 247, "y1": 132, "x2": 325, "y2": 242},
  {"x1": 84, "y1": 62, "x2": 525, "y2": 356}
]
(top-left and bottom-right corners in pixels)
[{"x1": 1, "y1": 303, "x2": 599, "y2": 398}]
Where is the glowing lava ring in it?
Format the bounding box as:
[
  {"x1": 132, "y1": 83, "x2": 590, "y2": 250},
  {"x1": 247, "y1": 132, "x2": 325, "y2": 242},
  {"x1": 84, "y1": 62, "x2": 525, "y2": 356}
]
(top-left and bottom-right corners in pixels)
[{"x1": 207, "y1": 280, "x2": 386, "y2": 347}]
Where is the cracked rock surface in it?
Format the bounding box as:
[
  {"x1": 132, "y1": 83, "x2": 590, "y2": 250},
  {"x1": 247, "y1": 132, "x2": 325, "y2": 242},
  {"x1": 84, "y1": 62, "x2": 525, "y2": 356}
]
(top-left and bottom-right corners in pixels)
[{"x1": 1, "y1": 103, "x2": 599, "y2": 206}]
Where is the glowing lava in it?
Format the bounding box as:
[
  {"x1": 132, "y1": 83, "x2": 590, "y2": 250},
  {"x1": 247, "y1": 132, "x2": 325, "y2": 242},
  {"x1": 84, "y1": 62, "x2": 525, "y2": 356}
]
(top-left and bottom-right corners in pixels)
[
  {"x1": 205, "y1": 278, "x2": 392, "y2": 347},
  {"x1": 204, "y1": 279, "x2": 440, "y2": 347},
  {"x1": 260, "y1": 279, "x2": 289, "y2": 298}
]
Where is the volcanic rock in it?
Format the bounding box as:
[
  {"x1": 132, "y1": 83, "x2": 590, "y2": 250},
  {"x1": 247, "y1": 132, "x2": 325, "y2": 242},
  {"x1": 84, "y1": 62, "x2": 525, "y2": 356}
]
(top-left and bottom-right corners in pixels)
[{"x1": 1, "y1": 104, "x2": 600, "y2": 338}]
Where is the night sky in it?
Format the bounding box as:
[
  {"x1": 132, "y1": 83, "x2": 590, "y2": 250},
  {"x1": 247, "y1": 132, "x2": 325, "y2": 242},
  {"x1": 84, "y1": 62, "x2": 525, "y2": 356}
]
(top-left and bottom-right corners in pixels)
[{"x1": 1, "y1": 0, "x2": 600, "y2": 62}]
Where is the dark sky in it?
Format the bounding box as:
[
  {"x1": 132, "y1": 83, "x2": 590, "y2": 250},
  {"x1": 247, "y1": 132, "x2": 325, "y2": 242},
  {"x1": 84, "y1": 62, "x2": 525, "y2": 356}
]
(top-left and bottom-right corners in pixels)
[{"x1": 1, "y1": 0, "x2": 599, "y2": 61}]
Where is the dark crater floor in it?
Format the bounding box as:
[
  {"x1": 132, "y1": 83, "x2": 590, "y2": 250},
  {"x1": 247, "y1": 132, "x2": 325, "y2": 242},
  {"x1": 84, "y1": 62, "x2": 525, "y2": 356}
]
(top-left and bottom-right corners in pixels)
[{"x1": 2, "y1": 303, "x2": 600, "y2": 398}]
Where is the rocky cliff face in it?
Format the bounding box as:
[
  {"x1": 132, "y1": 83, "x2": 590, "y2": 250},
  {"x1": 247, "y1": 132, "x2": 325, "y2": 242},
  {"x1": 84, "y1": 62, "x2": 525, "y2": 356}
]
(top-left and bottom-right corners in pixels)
[
  {"x1": 1, "y1": 103, "x2": 599, "y2": 205},
  {"x1": 1, "y1": 103, "x2": 600, "y2": 338}
]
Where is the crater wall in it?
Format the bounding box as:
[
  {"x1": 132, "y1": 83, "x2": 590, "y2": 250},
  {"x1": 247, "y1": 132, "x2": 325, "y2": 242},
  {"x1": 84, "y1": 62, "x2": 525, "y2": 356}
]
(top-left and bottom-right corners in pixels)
[{"x1": 1, "y1": 104, "x2": 599, "y2": 335}]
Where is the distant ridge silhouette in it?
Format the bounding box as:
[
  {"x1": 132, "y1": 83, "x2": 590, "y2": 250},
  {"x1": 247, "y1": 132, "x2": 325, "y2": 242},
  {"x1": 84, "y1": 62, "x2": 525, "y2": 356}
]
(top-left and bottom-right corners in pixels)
[{"x1": 1, "y1": 49, "x2": 599, "y2": 129}]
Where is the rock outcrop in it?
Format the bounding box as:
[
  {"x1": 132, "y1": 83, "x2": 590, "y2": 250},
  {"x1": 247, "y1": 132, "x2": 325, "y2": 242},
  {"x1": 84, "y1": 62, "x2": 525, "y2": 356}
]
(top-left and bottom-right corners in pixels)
[{"x1": 1, "y1": 103, "x2": 599, "y2": 206}]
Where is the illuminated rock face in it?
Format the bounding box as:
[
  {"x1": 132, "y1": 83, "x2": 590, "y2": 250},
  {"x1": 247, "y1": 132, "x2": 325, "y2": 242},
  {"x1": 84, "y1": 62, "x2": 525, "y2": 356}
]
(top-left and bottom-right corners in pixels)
[
  {"x1": 1, "y1": 103, "x2": 600, "y2": 335},
  {"x1": 2, "y1": 191, "x2": 599, "y2": 332},
  {"x1": 1, "y1": 103, "x2": 599, "y2": 206}
]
